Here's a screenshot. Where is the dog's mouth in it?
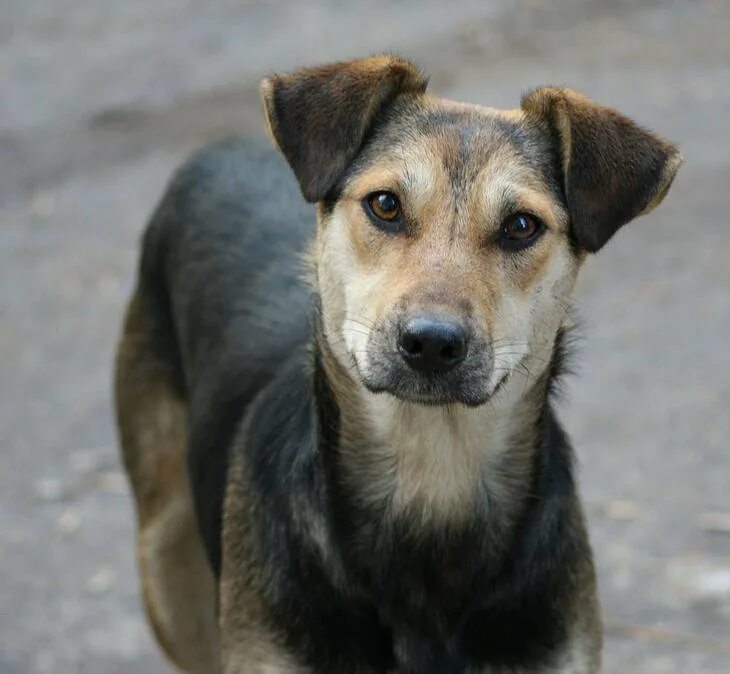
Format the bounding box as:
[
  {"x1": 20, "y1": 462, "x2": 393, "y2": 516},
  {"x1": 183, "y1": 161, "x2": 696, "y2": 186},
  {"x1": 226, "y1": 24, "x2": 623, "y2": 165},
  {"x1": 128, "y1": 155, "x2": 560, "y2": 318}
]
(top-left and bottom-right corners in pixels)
[
  {"x1": 344, "y1": 323, "x2": 516, "y2": 407},
  {"x1": 357, "y1": 361, "x2": 510, "y2": 408}
]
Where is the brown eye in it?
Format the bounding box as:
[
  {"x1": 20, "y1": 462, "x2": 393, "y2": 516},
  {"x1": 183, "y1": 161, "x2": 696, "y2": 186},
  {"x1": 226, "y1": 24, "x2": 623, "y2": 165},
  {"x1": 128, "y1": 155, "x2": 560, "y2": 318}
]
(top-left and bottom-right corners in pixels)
[
  {"x1": 499, "y1": 213, "x2": 544, "y2": 249},
  {"x1": 367, "y1": 191, "x2": 401, "y2": 223}
]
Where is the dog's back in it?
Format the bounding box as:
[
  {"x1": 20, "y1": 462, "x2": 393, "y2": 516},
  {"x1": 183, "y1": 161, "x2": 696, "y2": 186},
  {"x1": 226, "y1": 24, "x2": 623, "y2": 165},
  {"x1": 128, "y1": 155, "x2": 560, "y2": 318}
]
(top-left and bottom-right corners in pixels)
[
  {"x1": 116, "y1": 137, "x2": 312, "y2": 671},
  {"x1": 141, "y1": 136, "x2": 312, "y2": 390}
]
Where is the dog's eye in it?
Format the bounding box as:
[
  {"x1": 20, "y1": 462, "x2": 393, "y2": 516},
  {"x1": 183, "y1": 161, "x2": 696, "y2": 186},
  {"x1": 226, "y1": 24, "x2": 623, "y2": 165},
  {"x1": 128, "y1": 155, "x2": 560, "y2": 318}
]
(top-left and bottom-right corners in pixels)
[
  {"x1": 499, "y1": 213, "x2": 544, "y2": 249},
  {"x1": 364, "y1": 191, "x2": 403, "y2": 231},
  {"x1": 369, "y1": 192, "x2": 400, "y2": 221}
]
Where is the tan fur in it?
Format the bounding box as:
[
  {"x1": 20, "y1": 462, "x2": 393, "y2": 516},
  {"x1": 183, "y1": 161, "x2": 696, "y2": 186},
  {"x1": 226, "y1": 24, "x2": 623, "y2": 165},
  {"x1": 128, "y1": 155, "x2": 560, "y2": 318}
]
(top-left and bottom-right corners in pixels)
[
  {"x1": 350, "y1": 387, "x2": 539, "y2": 524},
  {"x1": 314, "y1": 96, "x2": 579, "y2": 521},
  {"x1": 643, "y1": 150, "x2": 684, "y2": 214},
  {"x1": 115, "y1": 292, "x2": 221, "y2": 674}
]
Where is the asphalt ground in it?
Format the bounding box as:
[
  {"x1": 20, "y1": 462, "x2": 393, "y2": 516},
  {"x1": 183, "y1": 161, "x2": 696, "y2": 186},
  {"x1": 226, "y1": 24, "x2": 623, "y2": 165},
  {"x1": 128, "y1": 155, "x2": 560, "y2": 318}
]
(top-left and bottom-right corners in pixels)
[{"x1": 2, "y1": 1, "x2": 729, "y2": 672}]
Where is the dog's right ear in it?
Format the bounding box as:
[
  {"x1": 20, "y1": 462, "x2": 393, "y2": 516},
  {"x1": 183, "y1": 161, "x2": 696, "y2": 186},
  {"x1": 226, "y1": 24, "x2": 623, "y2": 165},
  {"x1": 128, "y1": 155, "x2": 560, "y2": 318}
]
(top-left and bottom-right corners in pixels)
[{"x1": 261, "y1": 56, "x2": 427, "y2": 203}]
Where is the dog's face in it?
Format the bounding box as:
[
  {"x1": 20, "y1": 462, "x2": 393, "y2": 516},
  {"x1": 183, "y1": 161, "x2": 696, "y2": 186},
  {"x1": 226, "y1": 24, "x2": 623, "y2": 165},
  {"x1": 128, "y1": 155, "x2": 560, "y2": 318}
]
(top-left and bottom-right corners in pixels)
[
  {"x1": 315, "y1": 100, "x2": 578, "y2": 406},
  {"x1": 263, "y1": 56, "x2": 680, "y2": 406}
]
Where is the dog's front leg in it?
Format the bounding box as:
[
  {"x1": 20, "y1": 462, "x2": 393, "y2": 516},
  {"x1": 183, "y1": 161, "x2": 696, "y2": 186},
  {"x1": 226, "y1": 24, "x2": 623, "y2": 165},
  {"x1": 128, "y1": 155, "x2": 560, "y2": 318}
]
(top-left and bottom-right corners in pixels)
[{"x1": 218, "y1": 573, "x2": 309, "y2": 674}]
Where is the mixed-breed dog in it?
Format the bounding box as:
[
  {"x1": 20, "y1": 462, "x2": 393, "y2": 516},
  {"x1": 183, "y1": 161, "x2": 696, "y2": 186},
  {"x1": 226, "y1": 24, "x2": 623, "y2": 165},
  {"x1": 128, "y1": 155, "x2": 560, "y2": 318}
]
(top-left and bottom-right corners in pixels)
[{"x1": 115, "y1": 56, "x2": 680, "y2": 673}]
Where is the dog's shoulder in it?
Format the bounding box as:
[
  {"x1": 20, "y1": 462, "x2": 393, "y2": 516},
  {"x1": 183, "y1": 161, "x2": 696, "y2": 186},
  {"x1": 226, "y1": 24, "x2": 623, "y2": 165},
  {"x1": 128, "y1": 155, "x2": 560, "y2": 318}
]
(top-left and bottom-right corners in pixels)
[{"x1": 138, "y1": 137, "x2": 317, "y2": 577}]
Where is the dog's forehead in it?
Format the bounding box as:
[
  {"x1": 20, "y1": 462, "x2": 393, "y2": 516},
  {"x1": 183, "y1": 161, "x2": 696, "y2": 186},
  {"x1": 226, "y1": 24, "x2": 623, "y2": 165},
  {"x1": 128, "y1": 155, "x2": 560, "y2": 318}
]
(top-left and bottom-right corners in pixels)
[
  {"x1": 352, "y1": 96, "x2": 559, "y2": 199},
  {"x1": 406, "y1": 99, "x2": 527, "y2": 147}
]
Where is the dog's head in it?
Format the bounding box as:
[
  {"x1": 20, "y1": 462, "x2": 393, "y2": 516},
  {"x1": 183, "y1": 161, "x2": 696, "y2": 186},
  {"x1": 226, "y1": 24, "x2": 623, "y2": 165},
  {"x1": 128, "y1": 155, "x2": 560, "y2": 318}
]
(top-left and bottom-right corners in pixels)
[{"x1": 262, "y1": 56, "x2": 680, "y2": 407}]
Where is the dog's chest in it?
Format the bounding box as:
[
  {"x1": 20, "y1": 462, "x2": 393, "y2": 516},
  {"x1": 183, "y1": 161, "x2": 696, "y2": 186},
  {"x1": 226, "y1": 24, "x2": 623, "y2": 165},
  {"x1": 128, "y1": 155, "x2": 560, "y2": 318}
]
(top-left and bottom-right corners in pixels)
[
  {"x1": 333, "y1": 466, "x2": 513, "y2": 671},
  {"x1": 321, "y1": 400, "x2": 553, "y2": 672},
  {"x1": 351, "y1": 396, "x2": 524, "y2": 520}
]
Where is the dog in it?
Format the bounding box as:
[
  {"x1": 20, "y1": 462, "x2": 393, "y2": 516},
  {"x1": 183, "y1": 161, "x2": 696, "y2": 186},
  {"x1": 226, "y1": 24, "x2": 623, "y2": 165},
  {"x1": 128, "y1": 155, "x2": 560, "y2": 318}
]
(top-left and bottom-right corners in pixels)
[{"x1": 115, "y1": 55, "x2": 681, "y2": 674}]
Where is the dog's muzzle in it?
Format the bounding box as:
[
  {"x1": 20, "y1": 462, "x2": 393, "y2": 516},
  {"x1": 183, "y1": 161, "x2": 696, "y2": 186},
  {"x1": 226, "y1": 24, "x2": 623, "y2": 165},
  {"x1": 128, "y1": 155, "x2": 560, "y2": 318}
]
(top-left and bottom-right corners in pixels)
[{"x1": 359, "y1": 313, "x2": 495, "y2": 407}]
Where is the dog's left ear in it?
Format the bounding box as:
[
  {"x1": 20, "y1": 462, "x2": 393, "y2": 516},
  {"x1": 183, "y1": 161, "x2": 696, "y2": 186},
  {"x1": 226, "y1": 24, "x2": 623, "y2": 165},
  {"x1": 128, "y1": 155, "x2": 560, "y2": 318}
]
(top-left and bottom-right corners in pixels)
[
  {"x1": 522, "y1": 87, "x2": 682, "y2": 252},
  {"x1": 261, "y1": 56, "x2": 428, "y2": 203}
]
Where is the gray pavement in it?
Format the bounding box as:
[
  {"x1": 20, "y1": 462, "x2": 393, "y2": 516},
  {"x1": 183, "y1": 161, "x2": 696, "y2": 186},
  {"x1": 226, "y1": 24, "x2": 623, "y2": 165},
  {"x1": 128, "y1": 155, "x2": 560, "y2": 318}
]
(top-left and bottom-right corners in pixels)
[{"x1": 1, "y1": 1, "x2": 729, "y2": 672}]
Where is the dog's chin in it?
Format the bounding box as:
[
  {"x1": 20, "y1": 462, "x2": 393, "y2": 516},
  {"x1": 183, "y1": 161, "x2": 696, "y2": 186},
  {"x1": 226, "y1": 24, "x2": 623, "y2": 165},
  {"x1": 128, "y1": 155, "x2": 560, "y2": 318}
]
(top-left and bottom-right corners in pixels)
[
  {"x1": 384, "y1": 387, "x2": 487, "y2": 407},
  {"x1": 359, "y1": 368, "x2": 508, "y2": 408}
]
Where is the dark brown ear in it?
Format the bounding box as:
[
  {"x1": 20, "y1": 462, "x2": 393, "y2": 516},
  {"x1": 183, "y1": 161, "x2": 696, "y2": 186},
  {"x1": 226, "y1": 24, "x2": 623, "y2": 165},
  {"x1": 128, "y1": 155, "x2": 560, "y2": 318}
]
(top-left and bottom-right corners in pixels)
[
  {"x1": 522, "y1": 87, "x2": 682, "y2": 252},
  {"x1": 261, "y1": 55, "x2": 428, "y2": 202}
]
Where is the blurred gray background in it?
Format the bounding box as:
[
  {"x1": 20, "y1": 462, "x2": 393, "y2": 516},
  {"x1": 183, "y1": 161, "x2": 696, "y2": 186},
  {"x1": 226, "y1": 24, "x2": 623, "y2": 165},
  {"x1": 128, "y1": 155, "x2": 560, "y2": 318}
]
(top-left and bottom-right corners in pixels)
[{"x1": 2, "y1": 0, "x2": 729, "y2": 672}]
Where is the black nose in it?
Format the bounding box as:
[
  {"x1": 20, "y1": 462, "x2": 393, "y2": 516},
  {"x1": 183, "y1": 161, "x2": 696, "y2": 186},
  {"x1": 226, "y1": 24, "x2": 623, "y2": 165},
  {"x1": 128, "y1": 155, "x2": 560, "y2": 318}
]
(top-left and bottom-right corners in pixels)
[{"x1": 398, "y1": 315, "x2": 468, "y2": 374}]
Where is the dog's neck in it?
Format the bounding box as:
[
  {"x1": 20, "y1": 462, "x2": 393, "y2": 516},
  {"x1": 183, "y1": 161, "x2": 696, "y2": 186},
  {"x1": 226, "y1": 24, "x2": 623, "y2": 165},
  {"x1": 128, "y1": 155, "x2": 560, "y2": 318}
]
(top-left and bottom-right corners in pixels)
[{"x1": 315, "y1": 326, "x2": 554, "y2": 531}]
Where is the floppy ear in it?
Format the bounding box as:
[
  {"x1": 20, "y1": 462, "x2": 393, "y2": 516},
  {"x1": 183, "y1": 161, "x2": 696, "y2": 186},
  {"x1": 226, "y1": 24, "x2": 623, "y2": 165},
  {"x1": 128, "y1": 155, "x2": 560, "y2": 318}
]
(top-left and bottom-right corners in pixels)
[
  {"x1": 521, "y1": 87, "x2": 682, "y2": 252},
  {"x1": 261, "y1": 56, "x2": 428, "y2": 202}
]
